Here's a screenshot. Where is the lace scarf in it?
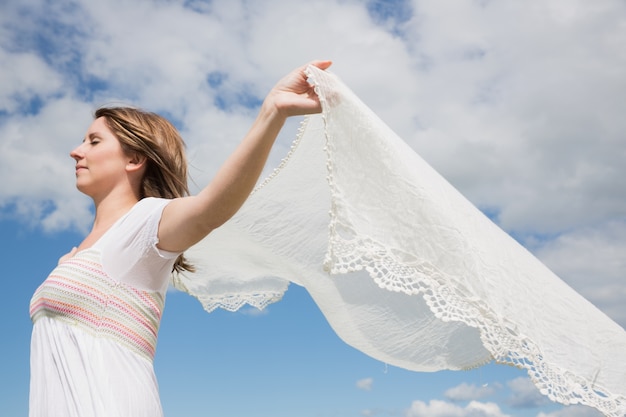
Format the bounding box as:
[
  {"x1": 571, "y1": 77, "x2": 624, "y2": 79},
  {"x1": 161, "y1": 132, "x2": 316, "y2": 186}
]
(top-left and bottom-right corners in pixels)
[{"x1": 174, "y1": 66, "x2": 626, "y2": 416}]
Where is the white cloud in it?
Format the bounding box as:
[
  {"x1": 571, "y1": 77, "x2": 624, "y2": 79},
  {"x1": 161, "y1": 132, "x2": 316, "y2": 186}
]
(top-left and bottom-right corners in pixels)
[
  {"x1": 357, "y1": 377, "x2": 374, "y2": 391},
  {"x1": 533, "y1": 220, "x2": 626, "y2": 327},
  {"x1": 0, "y1": 96, "x2": 94, "y2": 231},
  {"x1": 238, "y1": 305, "x2": 269, "y2": 317},
  {"x1": 0, "y1": 49, "x2": 64, "y2": 113},
  {"x1": 505, "y1": 377, "x2": 550, "y2": 409},
  {"x1": 3, "y1": 0, "x2": 623, "y2": 236},
  {"x1": 444, "y1": 382, "x2": 496, "y2": 402},
  {"x1": 397, "y1": 0, "x2": 626, "y2": 236},
  {"x1": 406, "y1": 399, "x2": 511, "y2": 417},
  {"x1": 537, "y1": 404, "x2": 604, "y2": 417}
]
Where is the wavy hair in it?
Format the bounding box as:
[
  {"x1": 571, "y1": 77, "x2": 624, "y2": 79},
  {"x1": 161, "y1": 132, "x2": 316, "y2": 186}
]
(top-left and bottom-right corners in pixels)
[{"x1": 95, "y1": 106, "x2": 194, "y2": 273}]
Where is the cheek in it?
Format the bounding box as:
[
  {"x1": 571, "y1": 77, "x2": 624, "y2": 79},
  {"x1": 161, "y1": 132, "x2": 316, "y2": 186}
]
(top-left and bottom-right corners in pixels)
[{"x1": 94, "y1": 147, "x2": 128, "y2": 168}]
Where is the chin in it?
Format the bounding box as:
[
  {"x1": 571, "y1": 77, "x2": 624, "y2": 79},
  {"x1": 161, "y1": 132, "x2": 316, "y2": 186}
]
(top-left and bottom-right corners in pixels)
[{"x1": 75, "y1": 182, "x2": 93, "y2": 197}]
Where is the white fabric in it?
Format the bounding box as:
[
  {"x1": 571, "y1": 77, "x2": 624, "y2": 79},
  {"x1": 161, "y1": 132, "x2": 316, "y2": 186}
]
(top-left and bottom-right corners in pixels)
[
  {"x1": 30, "y1": 318, "x2": 163, "y2": 417},
  {"x1": 97, "y1": 197, "x2": 180, "y2": 293},
  {"x1": 178, "y1": 66, "x2": 626, "y2": 416},
  {"x1": 30, "y1": 197, "x2": 178, "y2": 417}
]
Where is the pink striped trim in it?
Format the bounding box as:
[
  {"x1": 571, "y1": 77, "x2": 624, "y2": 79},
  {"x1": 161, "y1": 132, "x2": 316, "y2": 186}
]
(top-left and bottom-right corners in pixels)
[{"x1": 30, "y1": 249, "x2": 164, "y2": 362}]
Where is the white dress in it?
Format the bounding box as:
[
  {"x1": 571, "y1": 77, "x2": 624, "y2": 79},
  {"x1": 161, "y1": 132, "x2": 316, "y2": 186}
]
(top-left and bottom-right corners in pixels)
[{"x1": 29, "y1": 198, "x2": 179, "y2": 417}]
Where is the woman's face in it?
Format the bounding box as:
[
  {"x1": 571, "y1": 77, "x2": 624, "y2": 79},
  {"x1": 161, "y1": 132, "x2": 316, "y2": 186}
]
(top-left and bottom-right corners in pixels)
[{"x1": 70, "y1": 117, "x2": 130, "y2": 198}]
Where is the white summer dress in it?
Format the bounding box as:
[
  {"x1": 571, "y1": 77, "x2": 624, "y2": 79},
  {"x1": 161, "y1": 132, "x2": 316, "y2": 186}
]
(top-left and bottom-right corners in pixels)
[{"x1": 29, "y1": 197, "x2": 179, "y2": 417}]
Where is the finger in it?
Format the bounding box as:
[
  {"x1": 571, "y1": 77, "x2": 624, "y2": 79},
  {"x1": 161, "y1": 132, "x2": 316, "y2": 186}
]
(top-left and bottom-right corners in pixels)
[{"x1": 308, "y1": 60, "x2": 332, "y2": 70}]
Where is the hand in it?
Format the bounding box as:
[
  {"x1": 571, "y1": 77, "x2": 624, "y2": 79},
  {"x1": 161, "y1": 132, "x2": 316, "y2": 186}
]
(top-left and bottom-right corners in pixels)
[
  {"x1": 58, "y1": 247, "x2": 78, "y2": 264},
  {"x1": 267, "y1": 60, "x2": 332, "y2": 118}
]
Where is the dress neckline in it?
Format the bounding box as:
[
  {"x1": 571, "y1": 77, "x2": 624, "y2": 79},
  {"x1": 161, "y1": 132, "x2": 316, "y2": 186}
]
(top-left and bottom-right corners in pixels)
[{"x1": 69, "y1": 200, "x2": 143, "y2": 261}]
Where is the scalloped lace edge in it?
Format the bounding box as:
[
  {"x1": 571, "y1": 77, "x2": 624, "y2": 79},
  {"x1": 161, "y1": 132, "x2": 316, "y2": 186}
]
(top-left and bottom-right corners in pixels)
[
  {"x1": 188, "y1": 290, "x2": 285, "y2": 313},
  {"x1": 323, "y1": 232, "x2": 625, "y2": 415},
  {"x1": 306, "y1": 66, "x2": 626, "y2": 417}
]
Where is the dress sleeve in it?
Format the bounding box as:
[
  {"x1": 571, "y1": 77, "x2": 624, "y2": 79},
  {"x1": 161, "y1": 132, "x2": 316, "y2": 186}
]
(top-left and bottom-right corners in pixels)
[{"x1": 100, "y1": 197, "x2": 180, "y2": 293}]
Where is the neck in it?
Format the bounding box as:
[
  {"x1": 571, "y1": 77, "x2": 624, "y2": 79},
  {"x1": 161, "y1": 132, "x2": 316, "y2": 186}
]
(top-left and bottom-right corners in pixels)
[
  {"x1": 75, "y1": 191, "x2": 141, "y2": 252},
  {"x1": 91, "y1": 192, "x2": 141, "y2": 231}
]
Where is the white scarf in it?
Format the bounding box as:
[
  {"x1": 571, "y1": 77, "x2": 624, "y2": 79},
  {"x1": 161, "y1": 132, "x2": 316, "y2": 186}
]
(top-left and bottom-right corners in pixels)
[{"x1": 176, "y1": 66, "x2": 626, "y2": 416}]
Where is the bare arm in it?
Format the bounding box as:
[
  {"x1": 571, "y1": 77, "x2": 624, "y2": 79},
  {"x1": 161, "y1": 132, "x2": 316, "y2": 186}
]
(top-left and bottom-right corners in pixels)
[{"x1": 157, "y1": 60, "x2": 332, "y2": 252}]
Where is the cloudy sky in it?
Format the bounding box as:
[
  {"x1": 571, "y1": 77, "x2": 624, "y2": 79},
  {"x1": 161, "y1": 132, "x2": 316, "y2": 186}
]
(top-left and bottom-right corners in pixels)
[{"x1": 1, "y1": 0, "x2": 624, "y2": 416}]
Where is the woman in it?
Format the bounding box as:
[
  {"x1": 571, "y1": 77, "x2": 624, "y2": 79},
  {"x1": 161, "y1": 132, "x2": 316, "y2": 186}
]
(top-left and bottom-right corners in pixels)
[{"x1": 29, "y1": 60, "x2": 332, "y2": 417}]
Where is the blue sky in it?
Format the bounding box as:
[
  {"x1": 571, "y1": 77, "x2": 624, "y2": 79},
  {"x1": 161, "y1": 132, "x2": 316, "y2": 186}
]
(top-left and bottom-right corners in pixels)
[{"x1": 1, "y1": 0, "x2": 625, "y2": 416}]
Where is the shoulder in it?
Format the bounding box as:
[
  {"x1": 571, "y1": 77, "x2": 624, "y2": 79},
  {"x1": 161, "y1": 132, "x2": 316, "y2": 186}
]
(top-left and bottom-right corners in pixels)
[
  {"x1": 131, "y1": 197, "x2": 172, "y2": 217},
  {"x1": 137, "y1": 196, "x2": 172, "y2": 209},
  {"x1": 112, "y1": 197, "x2": 172, "y2": 234}
]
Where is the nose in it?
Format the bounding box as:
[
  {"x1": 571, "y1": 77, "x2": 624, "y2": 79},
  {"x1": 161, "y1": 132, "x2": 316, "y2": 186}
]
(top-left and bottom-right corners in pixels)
[{"x1": 70, "y1": 143, "x2": 84, "y2": 161}]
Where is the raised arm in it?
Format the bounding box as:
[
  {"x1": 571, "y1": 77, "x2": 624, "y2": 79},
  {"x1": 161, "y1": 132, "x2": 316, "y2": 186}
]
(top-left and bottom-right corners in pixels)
[{"x1": 157, "y1": 60, "x2": 332, "y2": 253}]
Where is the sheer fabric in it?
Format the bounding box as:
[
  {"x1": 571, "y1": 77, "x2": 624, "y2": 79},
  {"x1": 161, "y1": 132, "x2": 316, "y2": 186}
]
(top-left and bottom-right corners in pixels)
[{"x1": 176, "y1": 66, "x2": 626, "y2": 416}]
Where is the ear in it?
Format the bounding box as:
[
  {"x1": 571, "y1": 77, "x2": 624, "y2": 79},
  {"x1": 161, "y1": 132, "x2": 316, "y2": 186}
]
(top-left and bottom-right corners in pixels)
[{"x1": 126, "y1": 152, "x2": 147, "y2": 173}]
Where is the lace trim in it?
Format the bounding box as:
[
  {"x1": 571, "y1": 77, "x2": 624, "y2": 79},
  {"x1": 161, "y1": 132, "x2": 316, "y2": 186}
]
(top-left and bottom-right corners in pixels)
[
  {"x1": 253, "y1": 116, "x2": 311, "y2": 194},
  {"x1": 178, "y1": 117, "x2": 310, "y2": 312},
  {"x1": 307, "y1": 66, "x2": 626, "y2": 417},
  {"x1": 324, "y1": 232, "x2": 625, "y2": 414},
  {"x1": 184, "y1": 290, "x2": 285, "y2": 313}
]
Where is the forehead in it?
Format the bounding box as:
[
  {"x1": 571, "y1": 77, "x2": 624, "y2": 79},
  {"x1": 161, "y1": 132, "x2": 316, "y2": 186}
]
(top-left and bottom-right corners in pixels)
[{"x1": 85, "y1": 117, "x2": 115, "y2": 138}]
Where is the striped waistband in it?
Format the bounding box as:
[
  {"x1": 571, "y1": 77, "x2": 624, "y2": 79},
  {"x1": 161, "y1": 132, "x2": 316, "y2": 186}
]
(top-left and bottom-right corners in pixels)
[{"x1": 30, "y1": 249, "x2": 164, "y2": 361}]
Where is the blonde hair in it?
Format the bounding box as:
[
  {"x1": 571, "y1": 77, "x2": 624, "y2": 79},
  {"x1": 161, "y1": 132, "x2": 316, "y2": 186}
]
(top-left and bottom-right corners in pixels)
[{"x1": 95, "y1": 106, "x2": 194, "y2": 273}]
